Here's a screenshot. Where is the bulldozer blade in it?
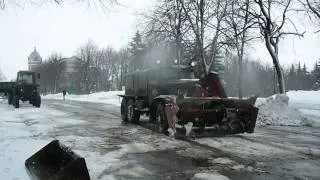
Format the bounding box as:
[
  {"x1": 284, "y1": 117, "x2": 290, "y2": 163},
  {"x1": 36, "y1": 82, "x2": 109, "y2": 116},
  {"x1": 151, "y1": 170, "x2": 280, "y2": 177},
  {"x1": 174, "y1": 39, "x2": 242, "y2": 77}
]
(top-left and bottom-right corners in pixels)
[{"x1": 25, "y1": 140, "x2": 90, "y2": 180}]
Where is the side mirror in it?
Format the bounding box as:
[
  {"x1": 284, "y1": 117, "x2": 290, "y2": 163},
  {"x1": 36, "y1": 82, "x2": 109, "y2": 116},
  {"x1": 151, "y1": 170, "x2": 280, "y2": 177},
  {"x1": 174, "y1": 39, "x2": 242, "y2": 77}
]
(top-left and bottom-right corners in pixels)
[{"x1": 38, "y1": 73, "x2": 40, "y2": 79}]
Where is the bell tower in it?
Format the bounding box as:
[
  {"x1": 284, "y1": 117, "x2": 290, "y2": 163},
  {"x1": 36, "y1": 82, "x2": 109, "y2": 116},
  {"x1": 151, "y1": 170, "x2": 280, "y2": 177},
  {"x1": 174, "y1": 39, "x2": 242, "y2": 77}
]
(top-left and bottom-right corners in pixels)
[{"x1": 28, "y1": 47, "x2": 42, "y2": 71}]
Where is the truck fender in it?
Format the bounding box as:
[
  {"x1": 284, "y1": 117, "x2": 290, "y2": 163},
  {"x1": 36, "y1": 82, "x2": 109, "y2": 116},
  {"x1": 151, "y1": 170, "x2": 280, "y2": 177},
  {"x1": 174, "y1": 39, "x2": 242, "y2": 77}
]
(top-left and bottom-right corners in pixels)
[{"x1": 151, "y1": 95, "x2": 179, "y2": 129}]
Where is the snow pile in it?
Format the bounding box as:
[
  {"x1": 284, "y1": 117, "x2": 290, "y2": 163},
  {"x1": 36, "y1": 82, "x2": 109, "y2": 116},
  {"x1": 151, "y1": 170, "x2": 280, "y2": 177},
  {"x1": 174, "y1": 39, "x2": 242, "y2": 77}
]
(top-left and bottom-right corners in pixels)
[
  {"x1": 192, "y1": 172, "x2": 230, "y2": 180},
  {"x1": 120, "y1": 142, "x2": 156, "y2": 154},
  {"x1": 211, "y1": 157, "x2": 235, "y2": 165},
  {"x1": 42, "y1": 91, "x2": 124, "y2": 106},
  {"x1": 256, "y1": 93, "x2": 319, "y2": 127},
  {"x1": 113, "y1": 166, "x2": 152, "y2": 178}
]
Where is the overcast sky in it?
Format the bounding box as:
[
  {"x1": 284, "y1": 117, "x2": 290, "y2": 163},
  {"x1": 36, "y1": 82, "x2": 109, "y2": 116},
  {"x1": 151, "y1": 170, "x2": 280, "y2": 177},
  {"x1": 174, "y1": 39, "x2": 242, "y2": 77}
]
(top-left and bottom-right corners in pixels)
[{"x1": 0, "y1": 0, "x2": 319, "y2": 80}]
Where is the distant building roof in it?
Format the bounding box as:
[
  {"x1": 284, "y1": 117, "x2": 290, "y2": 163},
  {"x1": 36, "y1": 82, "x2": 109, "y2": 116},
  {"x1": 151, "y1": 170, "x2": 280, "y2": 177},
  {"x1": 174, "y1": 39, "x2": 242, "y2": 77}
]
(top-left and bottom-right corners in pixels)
[{"x1": 28, "y1": 47, "x2": 42, "y2": 63}]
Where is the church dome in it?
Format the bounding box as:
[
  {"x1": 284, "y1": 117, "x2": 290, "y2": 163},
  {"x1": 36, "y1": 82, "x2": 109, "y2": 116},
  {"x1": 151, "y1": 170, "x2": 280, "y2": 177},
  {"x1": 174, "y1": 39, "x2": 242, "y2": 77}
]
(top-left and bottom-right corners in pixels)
[{"x1": 28, "y1": 47, "x2": 42, "y2": 63}]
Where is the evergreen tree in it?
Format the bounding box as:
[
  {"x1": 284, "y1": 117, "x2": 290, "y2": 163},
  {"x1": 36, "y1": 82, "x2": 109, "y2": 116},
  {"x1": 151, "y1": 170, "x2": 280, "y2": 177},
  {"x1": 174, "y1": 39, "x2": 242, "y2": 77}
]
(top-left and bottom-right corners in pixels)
[
  {"x1": 129, "y1": 31, "x2": 146, "y2": 72},
  {"x1": 311, "y1": 60, "x2": 320, "y2": 90},
  {"x1": 287, "y1": 64, "x2": 296, "y2": 90},
  {"x1": 297, "y1": 62, "x2": 301, "y2": 90},
  {"x1": 302, "y1": 63, "x2": 311, "y2": 90}
]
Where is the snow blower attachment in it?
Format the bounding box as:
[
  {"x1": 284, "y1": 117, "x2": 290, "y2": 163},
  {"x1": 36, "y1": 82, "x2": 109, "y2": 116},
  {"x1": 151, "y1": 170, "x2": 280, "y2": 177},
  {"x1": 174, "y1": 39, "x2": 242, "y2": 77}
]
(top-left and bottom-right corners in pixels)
[
  {"x1": 167, "y1": 73, "x2": 259, "y2": 137},
  {"x1": 25, "y1": 140, "x2": 90, "y2": 180}
]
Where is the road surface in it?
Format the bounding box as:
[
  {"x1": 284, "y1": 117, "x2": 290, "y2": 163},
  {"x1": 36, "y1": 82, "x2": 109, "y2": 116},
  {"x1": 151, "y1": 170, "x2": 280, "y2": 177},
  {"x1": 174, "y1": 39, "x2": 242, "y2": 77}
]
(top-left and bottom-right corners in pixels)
[{"x1": 1, "y1": 98, "x2": 319, "y2": 180}]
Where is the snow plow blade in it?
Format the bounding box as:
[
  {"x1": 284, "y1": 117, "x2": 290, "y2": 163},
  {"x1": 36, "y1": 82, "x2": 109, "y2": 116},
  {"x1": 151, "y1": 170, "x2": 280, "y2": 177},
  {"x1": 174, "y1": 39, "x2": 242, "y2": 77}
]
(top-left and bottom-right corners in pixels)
[{"x1": 25, "y1": 140, "x2": 90, "y2": 180}]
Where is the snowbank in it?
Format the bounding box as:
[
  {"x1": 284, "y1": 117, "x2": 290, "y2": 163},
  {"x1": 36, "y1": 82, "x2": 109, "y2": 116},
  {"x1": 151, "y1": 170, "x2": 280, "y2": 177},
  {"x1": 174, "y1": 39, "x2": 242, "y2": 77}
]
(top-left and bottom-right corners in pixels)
[
  {"x1": 42, "y1": 91, "x2": 124, "y2": 106},
  {"x1": 192, "y1": 172, "x2": 230, "y2": 180},
  {"x1": 256, "y1": 91, "x2": 320, "y2": 127}
]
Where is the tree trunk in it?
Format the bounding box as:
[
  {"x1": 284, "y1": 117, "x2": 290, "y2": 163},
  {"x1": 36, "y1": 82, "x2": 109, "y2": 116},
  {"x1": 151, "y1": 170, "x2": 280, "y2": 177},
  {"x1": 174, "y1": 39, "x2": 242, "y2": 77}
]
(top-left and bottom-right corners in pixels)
[
  {"x1": 238, "y1": 55, "x2": 243, "y2": 98},
  {"x1": 265, "y1": 35, "x2": 286, "y2": 93}
]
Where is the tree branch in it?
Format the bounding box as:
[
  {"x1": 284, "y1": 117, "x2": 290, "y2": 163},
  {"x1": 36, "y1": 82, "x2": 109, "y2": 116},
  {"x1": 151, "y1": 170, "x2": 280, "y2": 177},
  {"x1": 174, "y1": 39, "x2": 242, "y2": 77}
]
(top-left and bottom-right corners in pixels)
[{"x1": 306, "y1": 0, "x2": 320, "y2": 19}]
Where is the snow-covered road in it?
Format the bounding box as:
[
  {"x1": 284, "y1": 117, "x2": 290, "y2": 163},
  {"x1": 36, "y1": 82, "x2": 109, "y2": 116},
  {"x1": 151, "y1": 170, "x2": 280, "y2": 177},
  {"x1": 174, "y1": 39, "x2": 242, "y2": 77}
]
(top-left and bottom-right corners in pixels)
[{"x1": 0, "y1": 96, "x2": 320, "y2": 180}]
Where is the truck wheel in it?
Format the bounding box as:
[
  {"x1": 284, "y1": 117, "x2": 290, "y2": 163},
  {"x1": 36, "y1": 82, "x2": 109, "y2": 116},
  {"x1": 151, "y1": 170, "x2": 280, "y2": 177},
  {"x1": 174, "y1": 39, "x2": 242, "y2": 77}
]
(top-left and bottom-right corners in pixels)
[
  {"x1": 8, "y1": 93, "x2": 12, "y2": 105},
  {"x1": 127, "y1": 99, "x2": 140, "y2": 124},
  {"x1": 121, "y1": 98, "x2": 128, "y2": 122},
  {"x1": 35, "y1": 95, "x2": 41, "y2": 108},
  {"x1": 155, "y1": 103, "x2": 169, "y2": 135},
  {"x1": 13, "y1": 96, "x2": 19, "y2": 108}
]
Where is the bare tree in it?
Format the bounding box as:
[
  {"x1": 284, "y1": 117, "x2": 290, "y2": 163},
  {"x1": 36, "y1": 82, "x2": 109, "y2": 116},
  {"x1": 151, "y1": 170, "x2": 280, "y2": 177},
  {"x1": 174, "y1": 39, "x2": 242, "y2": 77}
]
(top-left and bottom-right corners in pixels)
[
  {"x1": 0, "y1": 0, "x2": 117, "y2": 9},
  {"x1": 178, "y1": 0, "x2": 231, "y2": 75},
  {"x1": 33, "y1": 52, "x2": 64, "y2": 94},
  {"x1": 225, "y1": 0, "x2": 256, "y2": 98},
  {"x1": 47, "y1": 52, "x2": 64, "y2": 93},
  {"x1": 297, "y1": 0, "x2": 320, "y2": 32},
  {"x1": 99, "y1": 47, "x2": 118, "y2": 91},
  {"x1": 250, "y1": 0, "x2": 305, "y2": 94},
  {"x1": 118, "y1": 48, "x2": 129, "y2": 88},
  {"x1": 305, "y1": 0, "x2": 320, "y2": 19},
  {"x1": 143, "y1": 0, "x2": 188, "y2": 64},
  {"x1": 77, "y1": 40, "x2": 99, "y2": 93}
]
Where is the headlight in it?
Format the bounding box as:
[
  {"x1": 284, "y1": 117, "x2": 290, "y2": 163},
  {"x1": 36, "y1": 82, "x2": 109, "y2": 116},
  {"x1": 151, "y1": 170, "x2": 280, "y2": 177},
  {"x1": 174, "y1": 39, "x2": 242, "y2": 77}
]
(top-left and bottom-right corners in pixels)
[{"x1": 20, "y1": 88, "x2": 23, "y2": 92}]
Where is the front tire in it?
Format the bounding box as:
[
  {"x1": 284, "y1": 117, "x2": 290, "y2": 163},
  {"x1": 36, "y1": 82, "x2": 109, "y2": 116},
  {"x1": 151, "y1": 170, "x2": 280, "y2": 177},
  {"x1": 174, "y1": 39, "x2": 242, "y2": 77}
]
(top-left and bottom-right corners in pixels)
[
  {"x1": 13, "y1": 96, "x2": 19, "y2": 108},
  {"x1": 155, "y1": 103, "x2": 169, "y2": 135},
  {"x1": 8, "y1": 93, "x2": 12, "y2": 105},
  {"x1": 126, "y1": 99, "x2": 140, "y2": 124},
  {"x1": 121, "y1": 98, "x2": 128, "y2": 122},
  {"x1": 35, "y1": 95, "x2": 41, "y2": 108}
]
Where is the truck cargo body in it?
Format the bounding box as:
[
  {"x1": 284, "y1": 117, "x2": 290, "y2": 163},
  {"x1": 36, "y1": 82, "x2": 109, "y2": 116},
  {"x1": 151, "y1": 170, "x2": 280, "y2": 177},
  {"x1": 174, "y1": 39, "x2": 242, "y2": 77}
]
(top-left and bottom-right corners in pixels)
[{"x1": 0, "y1": 82, "x2": 15, "y2": 94}]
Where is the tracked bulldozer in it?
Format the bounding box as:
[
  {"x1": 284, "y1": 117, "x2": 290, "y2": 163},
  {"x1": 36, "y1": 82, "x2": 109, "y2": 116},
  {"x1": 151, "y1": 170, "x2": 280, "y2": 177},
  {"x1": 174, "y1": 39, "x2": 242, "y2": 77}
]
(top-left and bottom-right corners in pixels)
[
  {"x1": 119, "y1": 65, "x2": 259, "y2": 137},
  {"x1": 25, "y1": 140, "x2": 90, "y2": 180}
]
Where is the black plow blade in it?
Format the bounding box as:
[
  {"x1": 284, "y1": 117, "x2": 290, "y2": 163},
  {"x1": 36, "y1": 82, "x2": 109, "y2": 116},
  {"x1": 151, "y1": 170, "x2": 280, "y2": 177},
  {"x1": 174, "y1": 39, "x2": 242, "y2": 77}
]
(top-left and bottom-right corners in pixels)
[{"x1": 25, "y1": 140, "x2": 90, "y2": 180}]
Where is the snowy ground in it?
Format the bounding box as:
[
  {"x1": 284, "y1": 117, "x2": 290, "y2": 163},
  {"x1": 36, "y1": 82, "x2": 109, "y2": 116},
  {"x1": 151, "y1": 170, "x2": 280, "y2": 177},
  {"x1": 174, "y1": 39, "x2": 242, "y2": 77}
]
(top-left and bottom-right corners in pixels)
[
  {"x1": 42, "y1": 91, "x2": 124, "y2": 106},
  {"x1": 43, "y1": 90, "x2": 320, "y2": 127},
  {"x1": 0, "y1": 90, "x2": 319, "y2": 179}
]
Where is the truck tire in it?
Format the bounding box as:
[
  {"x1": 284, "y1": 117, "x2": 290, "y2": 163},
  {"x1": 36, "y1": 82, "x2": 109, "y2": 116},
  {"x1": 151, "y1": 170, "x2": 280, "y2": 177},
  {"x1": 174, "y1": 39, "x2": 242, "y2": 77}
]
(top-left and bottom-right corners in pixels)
[
  {"x1": 126, "y1": 99, "x2": 140, "y2": 124},
  {"x1": 35, "y1": 95, "x2": 41, "y2": 108},
  {"x1": 13, "y1": 96, "x2": 19, "y2": 108},
  {"x1": 8, "y1": 93, "x2": 13, "y2": 105},
  {"x1": 155, "y1": 103, "x2": 169, "y2": 135},
  {"x1": 121, "y1": 98, "x2": 128, "y2": 122}
]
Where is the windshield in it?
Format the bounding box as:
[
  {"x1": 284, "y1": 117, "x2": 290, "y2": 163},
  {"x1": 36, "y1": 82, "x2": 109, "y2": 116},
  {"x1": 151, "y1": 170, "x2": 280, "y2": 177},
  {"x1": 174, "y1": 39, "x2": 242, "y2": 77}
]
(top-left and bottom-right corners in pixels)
[
  {"x1": 160, "y1": 68, "x2": 195, "y2": 80},
  {"x1": 179, "y1": 69, "x2": 195, "y2": 79},
  {"x1": 18, "y1": 73, "x2": 33, "y2": 84}
]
